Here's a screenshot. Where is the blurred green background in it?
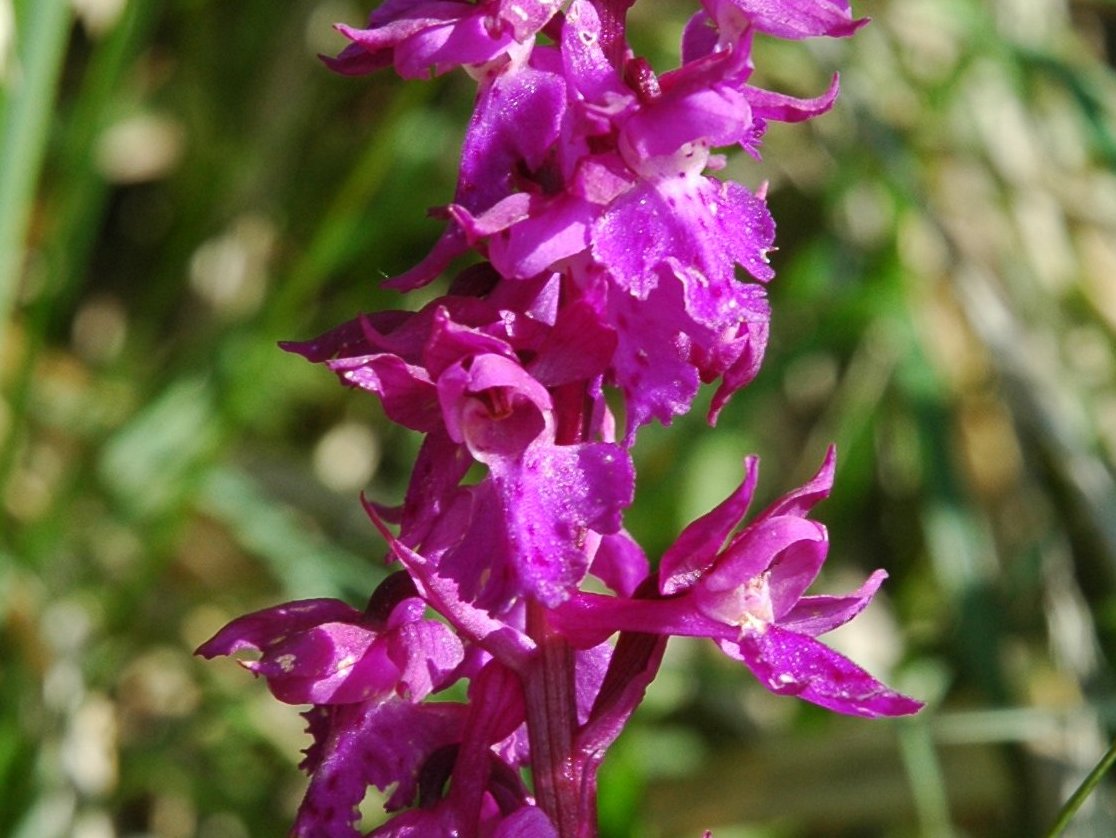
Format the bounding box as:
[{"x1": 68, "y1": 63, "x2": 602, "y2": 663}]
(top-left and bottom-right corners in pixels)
[{"x1": 3, "y1": 0, "x2": 1116, "y2": 835}]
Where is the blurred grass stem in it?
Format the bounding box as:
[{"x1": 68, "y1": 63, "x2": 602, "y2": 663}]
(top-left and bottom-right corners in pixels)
[
  {"x1": 1045, "y1": 736, "x2": 1116, "y2": 837},
  {"x1": 266, "y1": 81, "x2": 432, "y2": 330},
  {"x1": 0, "y1": 0, "x2": 70, "y2": 355},
  {"x1": 898, "y1": 717, "x2": 954, "y2": 838}
]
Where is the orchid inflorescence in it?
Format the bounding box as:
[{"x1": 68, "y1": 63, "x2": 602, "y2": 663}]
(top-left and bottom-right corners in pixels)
[{"x1": 198, "y1": 1, "x2": 921, "y2": 834}]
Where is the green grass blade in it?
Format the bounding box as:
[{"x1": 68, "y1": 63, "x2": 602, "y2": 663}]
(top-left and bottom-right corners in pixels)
[
  {"x1": 1045, "y1": 737, "x2": 1116, "y2": 837},
  {"x1": 0, "y1": 0, "x2": 71, "y2": 351}
]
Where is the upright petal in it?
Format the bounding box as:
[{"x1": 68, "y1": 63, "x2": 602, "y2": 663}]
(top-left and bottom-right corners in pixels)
[
  {"x1": 754, "y1": 444, "x2": 836, "y2": 520},
  {"x1": 659, "y1": 455, "x2": 759, "y2": 595},
  {"x1": 591, "y1": 530, "x2": 650, "y2": 597}
]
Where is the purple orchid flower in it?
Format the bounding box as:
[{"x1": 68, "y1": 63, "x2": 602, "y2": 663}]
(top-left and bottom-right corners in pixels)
[
  {"x1": 196, "y1": 585, "x2": 463, "y2": 705},
  {"x1": 202, "y1": 2, "x2": 919, "y2": 834},
  {"x1": 699, "y1": 0, "x2": 868, "y2": 43},
  {"x1": 550, "y1": 448, "x2": 923, "y2": 718},
  {"x1": 287, "y1": 301, "x2": 634, "y2": 611},
  {"x1": 294, "y1": 699, "x2": 469, "y2": 836},
  {"x1": 438, "y1": 0, "x2": 853, "y2": 432},
  {"x1": 325, "y1": 0, "x2": 563, "y2": 79}
]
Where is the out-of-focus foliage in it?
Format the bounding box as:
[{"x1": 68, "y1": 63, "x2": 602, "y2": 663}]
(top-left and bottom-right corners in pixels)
[{"x1": 1, "y1": 0, "x2": 1115, "y2": 835}]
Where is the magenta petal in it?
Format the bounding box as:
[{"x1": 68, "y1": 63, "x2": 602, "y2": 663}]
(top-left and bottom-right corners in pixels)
[
  {"x1": 339, "y1": 8, "x2": 462, "y2": 49},
  {"x1": 592, "y1": 183, "x2": 687, "y2": 295},
  {"x1": 560, "y1": 0, "x2": 630, "y2": 103},
  {"x1": 551, "y1": 442, "x2": 636, "y2": 538},
  {"x1": 593, "y1": 177, "x2": 775, "y2": 291},
  {"x1": 436, "y1": 354, "x2": 550, "y2": 459},
  {"x1": 460, "y1": 353, "x2": 551, "y2": 408},
  {"x1": 707, "y1": 308, "x2": 769, "y2": 423},
  {"x1": 676, "y1": 257, "x2": 769, "y2": 337},
  {"x1": 660, "y1": 456, "x2": 759, "y2": 595},
  {"x1": 196, "y1": 599, "x2": 362, "y2": 659},
  {"x1": 449, "y1": 194, "x2": 533, "y2": 241},
  {"x1": 780, "y1": 569, "x2": 888, "y2": 636},
  {"x1": 577, "y1": 627, "x2": 669, "y2": 758},
  {"x1": 385, "y1": 226, "x2": 469, "y2": 291},
  {"x1": 431, "y1": 483, "x2": 520, "y2": 613},
  {"x1": 391, "y1": 619, "x2": 468, "y2": 699},
  {"x1": 574, "y1": 642, "x2": 614, "y2": 724},
  {"x1": 746, "y1": 74, "x2": 840, "y2": 122},
  {"x1": 393, "y1": 16, "x2": 513, "y2": 78},
  {"x1": 279, "y1": 310, "x2": 412, "y2": 363},
  {"x1": 322, "y1": 40, "x2": 392, "y2": 76},
  {"x1": 198, "y1": 595, "x2": 462, "y2": 706},
  {"x1": 621, "y1": 83, "x2": 751, "y2": 160},
  {"x1": 293, "y1": 700, "x2": 467, "y2": 837},
  {"x1": 572, "y1": 154, "x2": 634, "y2": 205},
  {"x1": 488, "y1": 193, "x2": 594, "y2": 279},
  {"x1": 703, "y1": 515, "x2": 827, "y2": 597},
  {"x1": 681, "y1": 11, "x2": 721, "y2": 64},
  {"x1": 250, "y1": 622, "x2": 398, "y2": 705},
  {"x1": 365, "y1": 496, "x2": 536, "y2": 668},
  {"x1": 457, "y1": 60, "x2": 568, "y2": 213},
  {"x1": 668, "y1": 259, "x2": 771, "y2": 424},
  {"x1": 398, "y1": 430, "x2": 472, "y2": 543},
  {"x1": 331, "y1": 5, "x2": 518, "y2": 80},
  {"x1": 465, "y1": 659, "x2": 529, "y2": 745},
  {"x1": 606, "y1": 275, "x2": 701, "y2": 436},
  {"x1": 549, "y1": 591, "x2": 725, "y2": 648},
  {"x1": 591, "y1": 530, "x2": 650, "y2": 597},
  {"x1": 495, "y1": 0, "x2": 562, "y2": 42},
  {"x1": 708, "y1": 0, "x2": 868, "y2": 40},
  {"x1": 491, "y1": 440, "x2": 634, "y2": 606},
  {"x1": 493, "y1": 806, "x2": 559, "y2": 838},
  {"x1": 716, "y1": 179, "x2": 776, "y2": 282},
  {"x1": 755, "y1": 444, "x2": 836, "y2": 520},
  {"x1": 527, "y1": 299, "x2": 616, "y2": 387},
  {"x1": 422, "y1": 306, "x2": 514, "y2": 379},
  {"x1": 726, "y1": 626, "x2": 923, "y2": 718},
  {"x1": 764, "y1": 526, "x2": 831, "y2": 618},
  {"x1": 329, "y1": 354, "x2": 441, "y2": 432}
]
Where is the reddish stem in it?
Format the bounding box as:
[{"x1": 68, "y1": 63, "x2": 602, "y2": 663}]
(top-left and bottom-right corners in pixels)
[
  {"x1": 524, "y1": 600, "x2": 590, "y2": 837},
  {"x1": 526, "y1": 293, "x2": 609, "y2": 833}
]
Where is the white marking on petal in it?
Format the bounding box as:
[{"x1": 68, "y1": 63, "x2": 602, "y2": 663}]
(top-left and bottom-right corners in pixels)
[{"x1": 335, "y1": 654, "x2": 357, "y2": 672}]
